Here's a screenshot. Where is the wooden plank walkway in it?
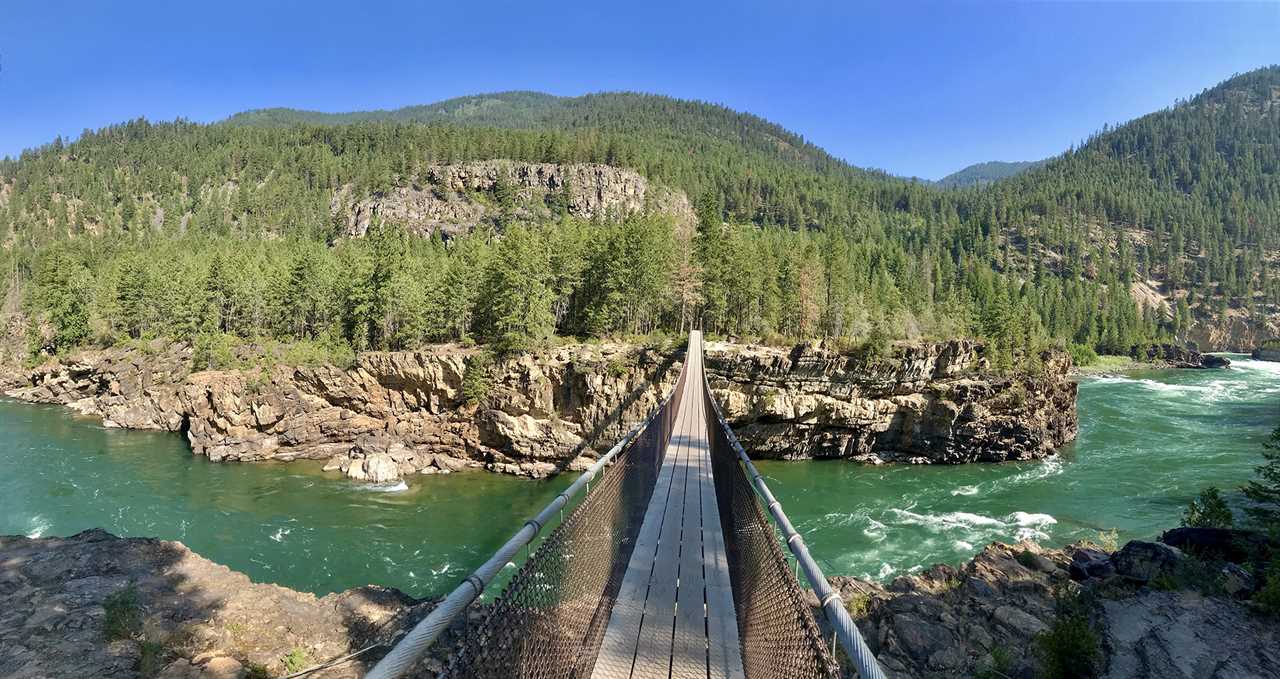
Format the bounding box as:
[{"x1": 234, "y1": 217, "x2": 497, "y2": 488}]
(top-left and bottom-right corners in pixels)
[{"x1": 591, "y1": 332, "x2": 744, "y2": 679}]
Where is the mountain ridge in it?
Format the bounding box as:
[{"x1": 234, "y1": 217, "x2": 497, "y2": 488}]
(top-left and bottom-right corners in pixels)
[{"x1": 0, "y1": 67, "x2": 1277, "y2": 357}]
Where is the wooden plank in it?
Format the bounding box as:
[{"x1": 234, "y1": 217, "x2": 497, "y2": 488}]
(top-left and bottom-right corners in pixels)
[
  {"x1": 630, "y1": 394, "x2": 692, "y2": 678},
  {"x1": 591, "y1": 404, "x2": 685, "y2": 679},
  {"x1": 670, "y1": 383, "x2": 708, "y2": 679}
]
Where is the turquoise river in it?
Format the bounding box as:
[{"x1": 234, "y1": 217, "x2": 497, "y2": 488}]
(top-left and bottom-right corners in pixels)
[{"x1": 2, "y1": 354, "x2": 1277, "y2": 597}]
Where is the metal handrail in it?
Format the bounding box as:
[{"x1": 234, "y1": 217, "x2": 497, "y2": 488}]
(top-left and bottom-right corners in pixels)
[
  {"x1": 701, "y1": 354, "x2": 887, "y2": 679},
  {"x1": 366, "y1": 361, "x2": 684, "y2": 679}
]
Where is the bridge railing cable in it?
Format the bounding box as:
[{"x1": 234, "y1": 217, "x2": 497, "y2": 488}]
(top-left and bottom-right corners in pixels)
[
  {"x1": 368, "y1": 348, "x2": 691, "y2": 679},
  {"x1": 702, "y1": 362, "x2": 887, "y2": 679}
]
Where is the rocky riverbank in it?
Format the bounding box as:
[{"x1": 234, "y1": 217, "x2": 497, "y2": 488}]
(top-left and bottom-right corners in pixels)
[
  {"x1": 835, "y1": 532, "x2": 1280, "y2": 678},
  {"x1": 3, "y1": 338, "x2": 1077, "y2": 478},
  {"x1": 7, "y1": 527, "x2": 1275, "y2": 679},
  {"x1": 706, "y1": 339, "x2": 1077, "y2": 463},
  {"x1": 0, "y1": 529, "x2": 455, "y2": 679}
]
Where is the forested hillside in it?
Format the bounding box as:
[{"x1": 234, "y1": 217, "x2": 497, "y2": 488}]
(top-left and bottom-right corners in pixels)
[
  {"x1": 1, "y1": 68, "x2": 1276, "y2": 368},
  {"x1": 935, "y1": 160, "x2": 1043, "y2": 188}
]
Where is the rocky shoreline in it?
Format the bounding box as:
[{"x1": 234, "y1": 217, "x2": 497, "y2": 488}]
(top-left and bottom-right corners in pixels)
[
  {"x1": 0, "y1": 529, "x2": 455, "y2": 679},
  {"x1": 6, "y1": 528, "x2": 1275, "y2": 679},
  {"x1": 2, "y1": 338, "x2": 1078, "y2": 479},
  {"x1": 837, "y1": 531, "x2": 1279, "y2": 678}
]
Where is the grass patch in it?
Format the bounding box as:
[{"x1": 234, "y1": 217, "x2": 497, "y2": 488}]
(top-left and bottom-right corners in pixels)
[
  {"x1": 844, "y1": 591, "x2": 871, "y2": 619},
  {"x1": 1252, "y1": 556, "x2": 1280, "y2": 616},
  {"x1": 1095, "y1": 529, "x2": 1119, "y2": 553},
  {"x1": 974, "y1": 646, "x2": 1014, "y2": 679},
  {"x1": 281, "y1": 647, "x2": 308, "y2": 673},
  {"x1": 102, "y1": 584, "x2": 143, "y2": 640},
  {"x1": 138, "y1": 639, "x2": 169, "y2": 678}
]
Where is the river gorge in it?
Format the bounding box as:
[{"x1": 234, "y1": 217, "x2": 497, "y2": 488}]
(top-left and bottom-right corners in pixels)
[{"x1": 2, "y1": 352, "x2": 1275, "y2": 600}]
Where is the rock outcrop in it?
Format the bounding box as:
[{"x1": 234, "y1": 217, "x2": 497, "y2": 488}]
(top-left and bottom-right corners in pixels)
[
  {"x1": 6, "y1": 338, "x2": 1077, "y2": 477},
  {"x1": 1253, "y1": 340, "x2": 1280, "y2": 362},
  {"x1": 835, "y1": 539, "x2": 1280, "y2": 679},
  {"x1": 1130, "y1": 343, "x2": 1231, "y2": 369},
  {"x1": 331, "y1": 161, "x2": 696, "y2": 240},
  {"x1": 0, "y1": 529, "x2": 453, "y2": 679},
  {"x1": 6, "y1": 341, "x2": 681, "y2": 481},
  {"x1": 705, "y1": 339, "x2": 1077, "y2": 463}
]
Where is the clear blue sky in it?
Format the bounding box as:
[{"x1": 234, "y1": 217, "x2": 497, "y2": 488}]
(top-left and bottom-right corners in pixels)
[{"x1": 1, "y1": 1, "x2": 1276, "y2": 179}]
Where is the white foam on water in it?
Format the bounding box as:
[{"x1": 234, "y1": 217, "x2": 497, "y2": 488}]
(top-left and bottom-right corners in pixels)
[
  {"x1": 950, "y1": 485, "x2": 979, "y2": 496},
  {"x1": 875, "y1": 563, "x2": 896, "y2": 579},
  {"x1": 269, "y1": 527, "x2": 290, "y2": 543},
  {"x1": 1008, "y1": 511, "x2": 1057, "y2": 527},
  {"x1": 431, "y1": 563, "x2": 452, "y2": 576},
  {"x1": 1231, "y1": 358, "x2": 1280, "y2": 376},
  {"x1": 364, "y1": 481, "x2": 409, "y2": 493},
  {"x1": 952, "y1": 540, "x2": 974, "y2": 551},
  {"x1": 26, "y1": 515, "x2": 50, "y2": 539}
]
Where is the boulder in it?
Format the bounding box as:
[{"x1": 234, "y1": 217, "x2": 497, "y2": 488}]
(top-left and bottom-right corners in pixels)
[
  {"x1": 1160, "y1": 526, "x2": 1275, "y2": 563},
  {"x1": 1112, "y1": 541, "x2": 1184, "y2": 582},
  {"x1": 1200, "y1": 354, "x2": 1231, "y2": 369},
  {"x1": 1069, "y1": 547, "x2": 1115, "y2": 580},
  {"x1": 1221, "y1": 563, "x2": 1255, "y2": 597}
]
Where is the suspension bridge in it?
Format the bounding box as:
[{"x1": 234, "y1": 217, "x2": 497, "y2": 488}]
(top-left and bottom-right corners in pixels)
[{"x1": 367, "y1": 332, "x2": 885, "y2": 679}]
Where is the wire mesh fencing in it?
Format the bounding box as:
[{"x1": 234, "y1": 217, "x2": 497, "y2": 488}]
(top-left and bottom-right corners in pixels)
[
  {"x1": 702, "y1": 387, "x2": 843, "y2": 679},
  {"x1": 439, "y1": 362, "x2": 687, "y2": 679}
]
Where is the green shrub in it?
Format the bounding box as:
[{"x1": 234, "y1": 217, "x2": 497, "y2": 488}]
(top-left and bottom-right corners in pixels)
[
  {"x1": 1095, "y1": 529, "x2": 1119, "y2": 553},
  {"x1": 1033, "y1": 585, "x2": 1100, "y2": 679},
  {"x1": 974, "y1": 646, "x2": 1014, "y2": 679},
  {"x1": 192, "y1": 332, "x2": 240, "y2": 371},
  {"x1": 1182, "y1": 486, "x2": 1234, "y2": 528},
  {"x1": 1069, "y1": 343, "x2": 1098, "y2": 367},
  {"x1": 102, "y1": 584, "x2": 143, "y2": 640},
  {"x1": 138, "y1": 639, "x2": 168, "y2": 678},
  {"x1": 281, "y1": 647, "x2": 308, "y2": 672},
  {"x1": 462, "y1": 350, "x2": 495, "y2": 405},
  {"x1": 1016, "y1": 549, "x2": 1040, "y2": 569},
  {"x1": 844, "y1": 591, "x2": 871, "y2": 619},
  {"x1": 1254, "y1": 557, "x2": 1280, "y2": 616}
]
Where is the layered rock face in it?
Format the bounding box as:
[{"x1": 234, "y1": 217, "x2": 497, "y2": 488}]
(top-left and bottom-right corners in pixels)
[
  {"x1": 6, "y1": 338, "x2": 1076, "y2": 477},
  {"x1": 332, "y1": 161, "x2": 696, "y2": 240},
  {"x1": 6, "y1": 341, "x2": 680, "y2": 481},
  {"x1": 705, "y1": 340, "x2": 1077, "y2": 463}
]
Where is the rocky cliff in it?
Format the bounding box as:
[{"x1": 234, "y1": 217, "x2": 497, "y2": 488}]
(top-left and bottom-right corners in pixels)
[
  {"x1": 332, "y1": 161, "x2": 696, "y2": 240},
  {"x1": 4, "y1": 338, "x2": 1077, "y2": 479},
  {"x1": 705, "y1": 340, "x2": 1077, "y2": 463},
  {"x1": 5, "y1": 340, "x2": 680, "y2": 481}
]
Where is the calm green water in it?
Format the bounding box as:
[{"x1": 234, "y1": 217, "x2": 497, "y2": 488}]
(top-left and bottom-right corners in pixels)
[
  {"x1": 0, "y1": 403, "x2": 573, "y2": 598},
  {"x1": 2, "y1": 354, "x2": 1277, "y2": 595}
]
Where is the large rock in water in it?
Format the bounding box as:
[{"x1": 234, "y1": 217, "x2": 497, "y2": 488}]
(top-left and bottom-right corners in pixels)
[{"x1": 1130, "y1": 343, "x2": 1229, "y2": 369}]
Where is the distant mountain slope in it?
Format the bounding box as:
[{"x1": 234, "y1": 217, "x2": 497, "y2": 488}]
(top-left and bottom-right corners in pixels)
[
  {"x1": 0, "y1": 67, "x2": 1277, "y2": 353},
  {"x1": 935, "y1": 160, "x2": 1044, "y2": 188}
]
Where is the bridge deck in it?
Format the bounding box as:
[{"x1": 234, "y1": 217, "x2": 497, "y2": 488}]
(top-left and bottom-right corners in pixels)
[{"x1": 591, "y1": 333, "x2": 743, "y2": 679}]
